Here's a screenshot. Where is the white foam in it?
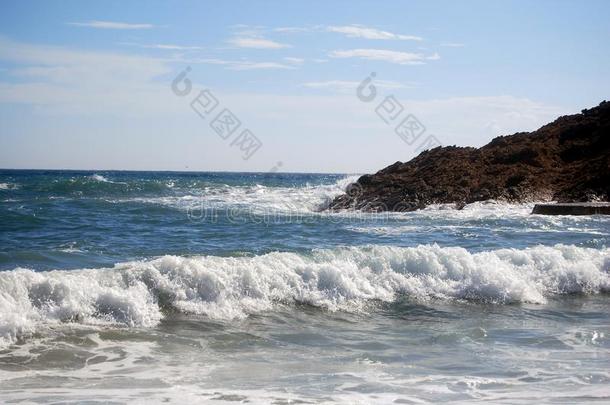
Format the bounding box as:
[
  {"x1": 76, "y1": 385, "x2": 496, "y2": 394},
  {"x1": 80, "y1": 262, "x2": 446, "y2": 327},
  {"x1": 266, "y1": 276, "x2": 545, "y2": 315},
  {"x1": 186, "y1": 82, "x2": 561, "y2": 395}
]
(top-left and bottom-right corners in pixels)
[
  {"x1": 88, "y1": 174, "x2": 126, "y2": 185},
  {"x1": 0, "y1": 182, "x2": 18, "y2": 190},
  {"x1": 57, "y1": 242, "x2": 84, "y2": 253},
  {"x1": 1, "y1": 244, "x2": 608, "y2": 347},
  {"x1": 108, "y1": 175, "x2": 361, "y2": 214},
  {"x1": 89, "y1": 174, "x2": 110, "y2": 183},
  {"x1": 345, "y1": 200, "x2": 609, "y2": 236}
]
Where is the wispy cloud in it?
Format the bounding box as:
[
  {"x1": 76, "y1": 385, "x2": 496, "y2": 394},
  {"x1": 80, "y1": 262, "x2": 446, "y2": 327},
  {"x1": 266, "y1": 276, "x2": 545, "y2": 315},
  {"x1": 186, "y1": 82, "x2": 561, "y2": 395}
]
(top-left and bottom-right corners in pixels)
[
  {"x1": 197, "y1": 58, "x2": 295, "y2": 70},
  {"x1": 67, "y1": 20, "x2": 155, "y2": 30},
  {"x1": 0, "y1": 36, "x2": 565, "y2": 172},
  {"x1": 0, "y1": 37, "x2": 167, "y2": 78},
  {"x1": 0, "y1": 36, "x2": 172, "y2": 116},
  {"x1": 302, "y1": 80, "x2": 411, "y2": 93},
  {"x1": 229, "y1": 61, "x2": 294, "y2": 70},
  {"x1": 273, "y1": 24, "x2": 422, "y2": 41},
  {"x1": 329, "y1": 49, "x2": 439, "y2": 65},
  {"x1": 150, "y1": 44, "x2": 202, "y2": 50},
  {"x1": 273, "y1": 26, "x2": 315, "y2": 33},
  {"x1": 327, "y1": 25, "x2": 422, "y2": 41},
  {"x1": 227, "y1": 37, "x2": 290, "y2": 49},
  {"x1": 120, "y1": 42, "x2": 203, "y2": 51},
  {"x1": 284, "y1": 57, "x2": 304, "y2": 64}
]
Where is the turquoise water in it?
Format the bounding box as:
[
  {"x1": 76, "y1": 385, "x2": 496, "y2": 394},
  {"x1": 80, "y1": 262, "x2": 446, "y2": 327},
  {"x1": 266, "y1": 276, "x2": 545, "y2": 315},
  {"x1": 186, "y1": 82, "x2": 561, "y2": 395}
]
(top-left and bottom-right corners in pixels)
[{"x1": 1, "y1": 170, "x2": 609, "y2": 403}]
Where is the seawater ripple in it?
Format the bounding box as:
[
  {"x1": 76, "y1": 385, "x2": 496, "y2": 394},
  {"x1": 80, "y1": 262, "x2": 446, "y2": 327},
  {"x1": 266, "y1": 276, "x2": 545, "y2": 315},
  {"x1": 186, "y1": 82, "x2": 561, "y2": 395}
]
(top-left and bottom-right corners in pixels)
[{"x1": 1, "y1": 170, "x2": 610, "y2": 403}]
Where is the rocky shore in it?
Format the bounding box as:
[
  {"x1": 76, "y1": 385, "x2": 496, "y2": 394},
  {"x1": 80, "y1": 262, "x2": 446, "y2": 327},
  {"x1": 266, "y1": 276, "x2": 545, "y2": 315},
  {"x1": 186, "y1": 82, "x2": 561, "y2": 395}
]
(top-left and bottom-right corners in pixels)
[{"x1": 328, "y1": 101, "x2": 610, "y2": 212}]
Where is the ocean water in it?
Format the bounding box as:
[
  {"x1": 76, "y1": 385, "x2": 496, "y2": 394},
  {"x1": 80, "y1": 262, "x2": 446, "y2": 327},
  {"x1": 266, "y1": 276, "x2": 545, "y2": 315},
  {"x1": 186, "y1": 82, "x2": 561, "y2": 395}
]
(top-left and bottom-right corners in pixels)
[{"x1": 0, "y1": 170, "x2": 609, "y2": 404}]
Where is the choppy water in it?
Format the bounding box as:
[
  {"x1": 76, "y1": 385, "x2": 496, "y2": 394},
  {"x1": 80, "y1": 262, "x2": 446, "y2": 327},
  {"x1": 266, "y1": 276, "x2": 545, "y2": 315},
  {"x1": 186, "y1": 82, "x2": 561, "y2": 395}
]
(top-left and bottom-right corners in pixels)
[{"x1": 0, "y1": 170, "x2": 609, "y2": 404}]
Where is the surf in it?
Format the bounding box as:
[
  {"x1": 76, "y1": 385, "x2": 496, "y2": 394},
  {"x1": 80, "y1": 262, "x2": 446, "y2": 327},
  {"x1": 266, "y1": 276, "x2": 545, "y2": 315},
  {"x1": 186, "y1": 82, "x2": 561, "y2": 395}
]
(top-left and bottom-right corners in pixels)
[{"x1": 1, "y1": 244, "x2": 608, "y2": 347}]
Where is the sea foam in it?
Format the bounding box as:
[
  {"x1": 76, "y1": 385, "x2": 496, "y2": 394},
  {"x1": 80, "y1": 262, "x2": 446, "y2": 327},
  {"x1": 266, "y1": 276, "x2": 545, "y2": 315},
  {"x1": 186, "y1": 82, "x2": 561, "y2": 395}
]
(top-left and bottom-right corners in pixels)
[
  {"x1": 1, "y1": 244, "x2": 608, "y2": 347},
  {"x1": 89, "y1": 174, "x2": 111, "y2": 183},
  {"x1": 0, "y1": 182, "x2": 18, "y2": 190},
  {"x1": 114, "y1": 175, "x2": 361, "y2": 214}
]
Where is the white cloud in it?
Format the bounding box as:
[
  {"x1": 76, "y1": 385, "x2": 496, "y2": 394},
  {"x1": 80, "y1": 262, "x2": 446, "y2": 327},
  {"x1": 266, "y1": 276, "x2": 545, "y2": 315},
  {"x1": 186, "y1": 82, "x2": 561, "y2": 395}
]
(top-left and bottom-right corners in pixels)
[
  {"x1": 284, "y1": 57, "x2": 304, "y2": 64},
  {"x1": 0, "y1": 38, "x2": 567, "y2": 172},
  {"x1": 149, "y1": 44, "x2": 202, "y2": 50},
  {"x1": 228, "y1": 61, "x2": 294, "y2": 70},
  {"x1": 327, "y1": 25, "x2": 422, "y2": 41},
  {"x1": 67, "y1": 20, "x2": 155, "y2": 30},
  {"x1": 196, "y1": 58, "x2": 295, "y2": 70},
  {"x1": 229, "y1": 24, "x2": 266, "y2": 31},
  {"x1": 0, "y1": 37, "x2": 167, "y2": 80},
  {"x1": 227, "y1": 37, "x2": 290, "y2": 49},
  {"x1": 329, "y1": 49, "x2": 436, "y2": 65},
  {"x1": 273, "y1": 26, "x2": 313, "y2": 33},
  {"x1": 273, "y1": 25, "x2": 422, "y2": 41},
  {"x1": 121, "y1": 43, "x2": 204, "y2": 51},
  {"x1": 302, "y1": 80, "x2": 411, "y2": 93},
  {"x1": 0, "y1": 36, "x2": 172, "y2": 115}
]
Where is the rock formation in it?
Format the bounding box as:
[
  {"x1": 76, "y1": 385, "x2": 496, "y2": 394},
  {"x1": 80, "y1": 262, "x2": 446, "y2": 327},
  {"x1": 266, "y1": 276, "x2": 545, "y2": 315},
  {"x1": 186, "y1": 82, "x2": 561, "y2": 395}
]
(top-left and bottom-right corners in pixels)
[{"x1": 328, "y1": 101, "x2": 610, "y2": 212}]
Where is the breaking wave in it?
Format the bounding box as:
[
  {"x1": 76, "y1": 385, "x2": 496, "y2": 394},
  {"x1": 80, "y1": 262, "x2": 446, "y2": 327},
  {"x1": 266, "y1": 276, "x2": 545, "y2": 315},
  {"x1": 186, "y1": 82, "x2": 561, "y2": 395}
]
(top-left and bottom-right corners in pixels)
[
  {"x1": 0, "y1": 182, "x2": 18, "y2": 190},
  {"x1": 1, "y1": 244, "x2": 608, "y2": 347},
  {"x1": 111, "y1": 174, "x2": 361, "y2": 213}
]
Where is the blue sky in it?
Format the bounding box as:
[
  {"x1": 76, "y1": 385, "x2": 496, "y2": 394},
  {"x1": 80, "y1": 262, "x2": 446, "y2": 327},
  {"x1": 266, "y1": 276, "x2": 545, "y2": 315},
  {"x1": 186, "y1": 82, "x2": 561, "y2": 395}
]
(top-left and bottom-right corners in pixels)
[{"x1": 0, "y1": 0, "x2": 609, "y2": 172}]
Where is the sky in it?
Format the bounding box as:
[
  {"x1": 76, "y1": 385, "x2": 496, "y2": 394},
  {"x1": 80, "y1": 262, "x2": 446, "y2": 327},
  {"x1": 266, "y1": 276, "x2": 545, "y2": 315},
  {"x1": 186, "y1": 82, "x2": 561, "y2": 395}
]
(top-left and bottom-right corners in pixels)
[{"x1": 0, "y1": 0, "x2": 609, "y2": 173}]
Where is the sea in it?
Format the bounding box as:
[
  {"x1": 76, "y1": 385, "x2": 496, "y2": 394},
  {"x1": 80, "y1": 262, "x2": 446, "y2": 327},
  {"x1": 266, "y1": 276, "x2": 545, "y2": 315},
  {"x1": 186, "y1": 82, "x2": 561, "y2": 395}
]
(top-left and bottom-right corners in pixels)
[{"x1": 0, "y1": 170, "x2": 609, "y2": 404}]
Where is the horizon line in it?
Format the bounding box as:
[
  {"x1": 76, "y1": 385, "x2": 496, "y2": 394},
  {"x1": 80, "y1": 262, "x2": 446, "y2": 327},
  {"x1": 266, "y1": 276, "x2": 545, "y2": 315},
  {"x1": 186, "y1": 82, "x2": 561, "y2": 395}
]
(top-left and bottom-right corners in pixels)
[{"x1": 0, "y1": 167, "x2": 360, "y2": 175}]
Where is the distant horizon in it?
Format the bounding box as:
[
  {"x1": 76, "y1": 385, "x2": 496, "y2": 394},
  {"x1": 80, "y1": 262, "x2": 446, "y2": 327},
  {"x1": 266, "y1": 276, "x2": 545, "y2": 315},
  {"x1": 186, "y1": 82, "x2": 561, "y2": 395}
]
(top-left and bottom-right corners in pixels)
[
  {"x1": 2, "y1": 97, "x2": 605, "y2": 174},
  {"x1": 0, "y1": 167, "x2": 356, "y2": 175}
]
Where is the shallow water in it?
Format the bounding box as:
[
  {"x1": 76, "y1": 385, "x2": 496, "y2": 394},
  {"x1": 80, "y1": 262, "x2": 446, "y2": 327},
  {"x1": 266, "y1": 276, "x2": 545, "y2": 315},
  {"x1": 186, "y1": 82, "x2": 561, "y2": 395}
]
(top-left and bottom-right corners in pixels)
[{"x1": 0, "y1": 170, "x2": 609, "y2": 403}]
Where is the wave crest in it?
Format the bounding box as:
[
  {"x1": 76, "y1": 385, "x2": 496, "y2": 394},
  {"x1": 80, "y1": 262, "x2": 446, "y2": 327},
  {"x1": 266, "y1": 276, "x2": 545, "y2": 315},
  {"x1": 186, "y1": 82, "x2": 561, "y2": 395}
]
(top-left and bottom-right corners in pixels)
[
  {"x1": 1, "y1": 244, "x2": 608, "y2": 346},
  {"x1": 120, "y1": 174, "x2": 361, "y2": 214}
]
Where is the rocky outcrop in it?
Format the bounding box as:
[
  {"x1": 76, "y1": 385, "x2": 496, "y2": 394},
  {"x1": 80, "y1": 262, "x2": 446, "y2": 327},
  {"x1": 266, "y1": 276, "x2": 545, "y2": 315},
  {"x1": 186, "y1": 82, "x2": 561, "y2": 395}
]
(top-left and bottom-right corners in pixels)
[
  {"x1": 328, "y1": 101, "x2": 610, "y2": 212},
  {"x1": 532, "y1": 203, "x2": 610, "y2": 215}
]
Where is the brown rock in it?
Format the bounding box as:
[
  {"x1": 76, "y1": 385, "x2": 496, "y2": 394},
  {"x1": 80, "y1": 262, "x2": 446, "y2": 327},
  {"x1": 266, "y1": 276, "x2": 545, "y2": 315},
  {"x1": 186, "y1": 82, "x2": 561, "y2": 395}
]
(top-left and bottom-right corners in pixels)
[{"x1": 327, "y1": 101, "x2": 610, "y2": 212}]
